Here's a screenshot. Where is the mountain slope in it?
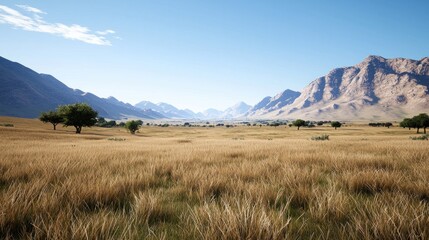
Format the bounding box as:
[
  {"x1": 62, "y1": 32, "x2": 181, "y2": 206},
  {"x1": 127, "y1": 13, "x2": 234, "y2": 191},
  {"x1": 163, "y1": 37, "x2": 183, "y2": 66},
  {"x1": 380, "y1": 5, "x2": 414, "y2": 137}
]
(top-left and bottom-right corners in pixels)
[
  {"x1": 0, "y1": 56, "x2": 164, "y2": 119},
  {"x1": 252, "y1": 56, "x2": 429, "y2": 120},
  {"x1": 135, "y1": 101, "x2": 198, "y2": 119},
  {"x1": 246, "y1": 89, "x2": 300, "y2": 117},
  {"x1": 221, "y1": 102, "x2": 251, "y2": 119}
]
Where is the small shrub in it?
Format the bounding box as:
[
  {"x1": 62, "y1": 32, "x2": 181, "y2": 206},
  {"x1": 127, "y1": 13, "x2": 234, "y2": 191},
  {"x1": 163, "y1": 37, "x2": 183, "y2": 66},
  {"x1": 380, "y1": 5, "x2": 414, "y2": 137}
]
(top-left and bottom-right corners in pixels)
[
  {"x1": 107, "y1": 138, "x2": 126, "y2": 141},
  {"x1": 311, "y1": 134, "x2": 329, "y2": 141},
  {"x1": 0, "y1": 123, "x2": 14, "y2": 127},
  {"x1": 410, "y1": 134, "x2": 429, "y2": 140}
]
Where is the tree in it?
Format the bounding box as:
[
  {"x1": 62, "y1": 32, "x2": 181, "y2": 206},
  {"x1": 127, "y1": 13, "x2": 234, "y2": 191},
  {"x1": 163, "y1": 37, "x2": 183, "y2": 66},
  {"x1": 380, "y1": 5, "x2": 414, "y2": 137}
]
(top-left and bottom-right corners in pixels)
[
  {"x1": 135, "y1": 120, "x2": 144, "y2": 126},
  {"x1": 57, "y1": 103, "x2": 98, "y2": 134},
  {"x1": 331, "y1": 121, "x2": 342, "y2": 130},
  {"x1": 292, "y1": 119, "x2": 306, "y2": 130},
  {"x1": 400, "y1": 118, "x2": 413, "y2": 130},
  {"x1": 125, "y1": 120, "x2": 141, "y2": 134},
  {"x1": 39, "y1": 111, "x2": 63, "y2": 130},
  {"x1": 413, "y1": 113, "x2": 429, "y2": 134},
  {"x1": 384, "y1": 122, "x2": 393, "y2": 128}
]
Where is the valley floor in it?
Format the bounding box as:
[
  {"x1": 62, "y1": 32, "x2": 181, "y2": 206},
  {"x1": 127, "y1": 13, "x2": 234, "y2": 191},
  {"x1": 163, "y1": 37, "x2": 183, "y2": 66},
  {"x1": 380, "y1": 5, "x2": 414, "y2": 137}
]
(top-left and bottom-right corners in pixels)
[{"x1": 0, "y1": 117, "x2": 428, "y2": 239}]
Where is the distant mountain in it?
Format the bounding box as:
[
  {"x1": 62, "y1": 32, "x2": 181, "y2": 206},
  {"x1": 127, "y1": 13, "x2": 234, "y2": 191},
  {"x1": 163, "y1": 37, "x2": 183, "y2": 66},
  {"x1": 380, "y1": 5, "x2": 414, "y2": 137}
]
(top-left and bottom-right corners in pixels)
[
  {"x1": 200, "y1": 108, "x2": 223, "y2": 119},
  {"x1": 0, "y1": 56, "x2": 164, "y2": 119},
  {"x1": 135, "y1": 101, "x2": 198, "y2": 119},
  {"x1": 135, "y1": 101, "x2": 252, "y2": 120},
  {"x1": 246, "y1": 89, "x2": 300, "y2": 117},
  {"x1": 221, "y1": 102, "x2": 252, "y2": 119},
  {"x1": 249, "y1": 56, "x2": 429, "y2": 120}
]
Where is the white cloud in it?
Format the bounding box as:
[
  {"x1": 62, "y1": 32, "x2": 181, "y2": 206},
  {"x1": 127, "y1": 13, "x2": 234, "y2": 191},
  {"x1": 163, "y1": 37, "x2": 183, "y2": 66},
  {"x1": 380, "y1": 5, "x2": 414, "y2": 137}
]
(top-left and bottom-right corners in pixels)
[
  {"x1": 96, "y1": 29, "x2": 115, "y2": 35},
  {"x1": 0, "y1": 4, "x2": 115, "y2": 46},
  {"x1": 16, "y1": 5, "x2": 46, "y2": 14}
]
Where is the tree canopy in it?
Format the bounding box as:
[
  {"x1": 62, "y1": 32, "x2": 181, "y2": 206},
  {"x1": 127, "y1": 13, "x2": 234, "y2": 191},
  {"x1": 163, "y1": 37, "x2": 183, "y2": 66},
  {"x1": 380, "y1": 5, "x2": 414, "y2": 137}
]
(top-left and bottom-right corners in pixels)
[
  {"x1": 57, "y1": 103, "x2": 98, "y2": 134},
  {"x1": 400, "y1": 113, "x2": 429, "y2": 134},
  {"x1": 124, "y1": 120, "x2": 142, "y2": 134},
  {"x1": 39, "y1": 111, "x2": 64, "y2": 130},
  {"x1": 292, "y1": 119, "x2": 306, "y2": 130},
  {"x1": 331, "y1": 121, "x2": 342, "y2": 130}
]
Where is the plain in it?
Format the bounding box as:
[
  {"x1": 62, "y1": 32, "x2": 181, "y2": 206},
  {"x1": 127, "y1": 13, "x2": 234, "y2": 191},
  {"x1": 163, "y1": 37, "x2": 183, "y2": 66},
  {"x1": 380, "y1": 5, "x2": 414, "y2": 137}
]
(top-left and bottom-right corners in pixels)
[{"x1": 0, "y1": 117, "x2": 428, "y2": 239}]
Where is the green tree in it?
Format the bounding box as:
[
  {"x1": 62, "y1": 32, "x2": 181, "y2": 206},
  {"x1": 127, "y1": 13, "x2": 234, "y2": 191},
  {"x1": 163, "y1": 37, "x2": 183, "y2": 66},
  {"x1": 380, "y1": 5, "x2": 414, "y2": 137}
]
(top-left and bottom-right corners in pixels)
[
  {"x1": 57, "y1": 103, "x2": 98, "y2": 134},
  {"x1": 384, "y1": 122, "x2": 393, "y2": 128},
  {"x1": 292, "y1": 119, "x2": 306, "y2": 130},
  {"x1": 400, "y1": 118, "x2": 413, "y2": 130},
  {"x1": 39, "y1": 111, "x2": 63, "y2": 130},
  {"x1": 413, "y1": 113, "x2": 429, "y2": 134},
  {"x1": 331, "y1": 121, "x2": 342, "y2": 130},
  {"x1": 124, "y1": 120, "x2": 142, "y2": 134}
]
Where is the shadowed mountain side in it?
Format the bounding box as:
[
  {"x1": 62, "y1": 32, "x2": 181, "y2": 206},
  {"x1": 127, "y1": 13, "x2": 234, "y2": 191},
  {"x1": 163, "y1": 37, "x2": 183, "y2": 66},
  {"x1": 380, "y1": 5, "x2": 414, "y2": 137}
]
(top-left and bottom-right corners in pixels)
[{"x1": 0, "y1": 56, "x2": 164, "y2": 119}]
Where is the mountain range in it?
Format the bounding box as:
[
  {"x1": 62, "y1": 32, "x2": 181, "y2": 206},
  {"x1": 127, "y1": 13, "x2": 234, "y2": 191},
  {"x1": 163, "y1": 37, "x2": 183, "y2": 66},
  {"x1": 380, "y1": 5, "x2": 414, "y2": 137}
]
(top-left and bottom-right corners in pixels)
[
  {"x1": 0, "y1": 55, "x2": 427, "y2": 121},
  {"x1": 0, "y1": 56, "x2": 163, "y2": 119},
  {"x1": 247, "y1": 55, "x2": 428, "y2": 120},
  {"x1": 134, "y1": 100, "x2": 251, "y2": 119}
]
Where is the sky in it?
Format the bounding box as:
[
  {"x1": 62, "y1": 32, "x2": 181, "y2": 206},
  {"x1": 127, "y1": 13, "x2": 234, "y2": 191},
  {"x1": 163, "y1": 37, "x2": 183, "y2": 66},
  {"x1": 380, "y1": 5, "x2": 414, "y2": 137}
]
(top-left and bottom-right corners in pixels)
[{"x1": 1, "y1": 1, "x2": 429, "y2": 112}]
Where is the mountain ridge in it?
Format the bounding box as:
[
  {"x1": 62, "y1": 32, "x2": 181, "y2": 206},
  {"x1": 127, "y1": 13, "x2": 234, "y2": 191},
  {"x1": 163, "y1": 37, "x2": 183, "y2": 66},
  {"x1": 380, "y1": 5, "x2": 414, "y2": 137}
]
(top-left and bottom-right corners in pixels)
[
  {"x1": 0, "y1": 56, "x2": 165, "y2": 120},
  {"x1": 247, "y1": 55, "x2": 429, "y2": 120},
  {"x1": 1, "y1": 55, "x2": 427, "y2": 121}
]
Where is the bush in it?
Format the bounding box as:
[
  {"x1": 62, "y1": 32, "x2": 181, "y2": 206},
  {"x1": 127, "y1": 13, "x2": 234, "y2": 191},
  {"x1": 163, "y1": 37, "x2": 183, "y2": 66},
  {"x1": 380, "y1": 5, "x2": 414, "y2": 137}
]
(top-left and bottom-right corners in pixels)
[
  {"x1": 124, "y1": 120, "x2": 141, "y2": 134},
  {"x1": 0, "y1": 123, "x2": 14, "y2": 127},
  {"x1": 107, "y1": 137, "x2": 126, "y2": 141},
  {"x1": 311, "y1": 134, "x2": 330, "y2": 141},
  {"x1": 410, "y1": 134, "x2": 429, "y2": 140}
]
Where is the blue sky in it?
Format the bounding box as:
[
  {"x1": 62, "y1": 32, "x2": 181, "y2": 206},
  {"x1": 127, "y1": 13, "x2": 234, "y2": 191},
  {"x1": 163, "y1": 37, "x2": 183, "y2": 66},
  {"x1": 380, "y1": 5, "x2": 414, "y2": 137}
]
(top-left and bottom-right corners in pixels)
[{"x1": 1, "y1": 1, "x2": 428, "y2": 112}]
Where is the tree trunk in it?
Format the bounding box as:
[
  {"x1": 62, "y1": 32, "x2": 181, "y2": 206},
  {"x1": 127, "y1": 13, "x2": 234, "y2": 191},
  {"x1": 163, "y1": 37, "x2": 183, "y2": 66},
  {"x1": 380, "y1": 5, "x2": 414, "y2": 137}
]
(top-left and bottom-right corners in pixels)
[
  {"x1": 75, "y1": 126, "x2": 81, "y2": 134},
  {"x1": 297, "y1": 126, "x2": 300, "y2": 130},
  {"x1": 417, "y1": 128, "x2": 420, "y2": 134},
  {"x1": 335, "y1": 127, "x2": 337, "y2": 130},
  {"x1": 53, "y1": 124, "x2": 56, "y2": 130},
  {"x1": 424, "y1": 127, "x2": 427, "y2": 134}
]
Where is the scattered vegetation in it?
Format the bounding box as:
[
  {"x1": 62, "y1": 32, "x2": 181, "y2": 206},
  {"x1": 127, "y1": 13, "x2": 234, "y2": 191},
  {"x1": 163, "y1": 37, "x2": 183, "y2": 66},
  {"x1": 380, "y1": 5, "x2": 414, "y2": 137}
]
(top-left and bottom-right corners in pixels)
[
  {"x1": 107, "y1": 137, "x2": 126, "y2": 141},
  {"x1": 369, "y1": 122, "x2": 393, "y2": 128},
  {"x1": 410, "y1": 134, "x2": 429, "y2": 140},
  {"x1": 1, "y1": 117, "x2": 429, "y2": 239},
  {"x1": 0, "y1": 123, "x2": 14, "y2": 127},
  {"x1": 311, "y1": 134, "x2": 329, "y2": 141},
  {"x1": 96, "y1": 117, "x2": 117, "y2": 128}
]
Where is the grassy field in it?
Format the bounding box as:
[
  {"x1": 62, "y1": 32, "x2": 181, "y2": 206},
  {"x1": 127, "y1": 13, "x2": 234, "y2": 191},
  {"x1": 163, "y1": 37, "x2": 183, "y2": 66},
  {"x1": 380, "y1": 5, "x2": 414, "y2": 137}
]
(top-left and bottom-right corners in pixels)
[{"x1": 0, "y1": 116, "x2": 428, "y2": 239}]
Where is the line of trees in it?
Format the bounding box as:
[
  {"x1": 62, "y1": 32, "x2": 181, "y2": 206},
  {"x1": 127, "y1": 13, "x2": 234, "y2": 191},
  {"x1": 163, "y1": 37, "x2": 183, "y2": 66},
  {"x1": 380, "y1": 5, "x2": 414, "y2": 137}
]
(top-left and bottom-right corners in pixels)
[
  {"x1": 368, "y1": 122, "x2": 393, "y2": 128},
  {"x1": 292, "y1": 119, "x2": 342, "y2": 130},
  {"x1": 40, "y1": 103, "x2": 145, "y2": 135},
  {"x1": 400, "y1": 113, "x2": 429, "y2": 134}
]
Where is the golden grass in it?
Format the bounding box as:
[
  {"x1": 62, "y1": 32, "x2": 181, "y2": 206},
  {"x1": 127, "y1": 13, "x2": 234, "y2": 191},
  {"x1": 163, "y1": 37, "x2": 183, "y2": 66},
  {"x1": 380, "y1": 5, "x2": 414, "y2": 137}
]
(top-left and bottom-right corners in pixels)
[{"x1": 1, "y1": 116, "x2": 428, "y2": 239}]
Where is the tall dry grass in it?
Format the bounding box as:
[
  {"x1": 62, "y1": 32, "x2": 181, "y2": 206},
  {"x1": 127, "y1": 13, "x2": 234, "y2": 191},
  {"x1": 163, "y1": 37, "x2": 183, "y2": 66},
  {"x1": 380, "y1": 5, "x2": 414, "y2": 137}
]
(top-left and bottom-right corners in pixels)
[{"x1": 0, "y1": 117, "x2": 428, "y2": 239}]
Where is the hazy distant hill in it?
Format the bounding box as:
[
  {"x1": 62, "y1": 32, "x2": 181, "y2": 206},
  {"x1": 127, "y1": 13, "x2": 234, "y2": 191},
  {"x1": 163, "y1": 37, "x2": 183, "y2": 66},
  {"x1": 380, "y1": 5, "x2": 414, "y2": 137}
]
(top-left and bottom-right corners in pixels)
[
  {"x1": 135, "y1": 101, "x2": 196, "y2": 119},
  {"x1": 247, "y1": 56, "x2": 429, "y2": 121},
  {"x1": 135, "y1": 100, "x2": 252, "y2": 120},
  {"x1": 221, "y1": 102, "x2": 251, "y2": 119},
  {"x1": 0, "y1": 56, "x2": 164, "y2": 119}
]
